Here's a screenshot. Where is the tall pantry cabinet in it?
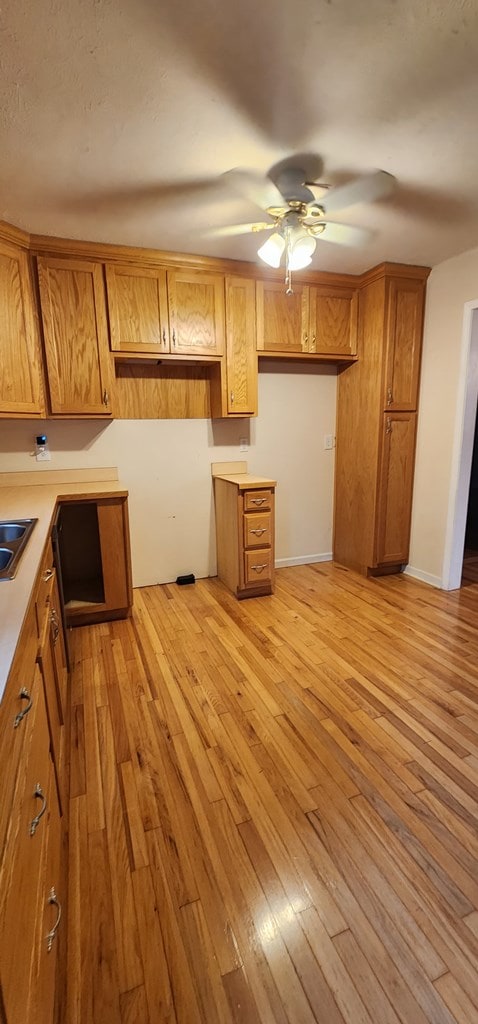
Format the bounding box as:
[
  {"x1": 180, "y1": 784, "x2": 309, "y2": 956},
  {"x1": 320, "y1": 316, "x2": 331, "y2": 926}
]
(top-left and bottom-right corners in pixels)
[{"x1": 333, "y1": 265, "x2": 429, "y2": 576}]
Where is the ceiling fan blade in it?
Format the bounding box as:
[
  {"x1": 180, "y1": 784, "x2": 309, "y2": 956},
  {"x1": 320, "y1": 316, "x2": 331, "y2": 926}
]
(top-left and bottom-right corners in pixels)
[
  {"x1": 321, "y1": 171, "x2": 396, "y2": 214},
  {"x1": 221, "y1": 169, "x2": 286, "y2": 213},
  {"x1": 312, "y1": 222, "x2": 373, "y2": 247},
  {"x1": 207, "y1": 221, "x2": 275, "y2": 237}
]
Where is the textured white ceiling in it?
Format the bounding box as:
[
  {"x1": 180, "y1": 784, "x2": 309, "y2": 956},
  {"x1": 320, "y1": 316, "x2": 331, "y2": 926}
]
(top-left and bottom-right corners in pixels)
[{"x1": 2, "y1": 0, "x2": 478, "y2": 272}]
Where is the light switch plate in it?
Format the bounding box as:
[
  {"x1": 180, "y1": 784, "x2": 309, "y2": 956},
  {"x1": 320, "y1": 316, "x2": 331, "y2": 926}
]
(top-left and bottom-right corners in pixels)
[{"x1": 324, "y1": 434, "x2": 335, "y2": 450}]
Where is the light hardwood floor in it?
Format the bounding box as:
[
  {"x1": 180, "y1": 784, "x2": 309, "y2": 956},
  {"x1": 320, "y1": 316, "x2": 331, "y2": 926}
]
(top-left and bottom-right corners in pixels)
[{"x1": 67, "y1": 563, "x2": 478, "y2": 1024}]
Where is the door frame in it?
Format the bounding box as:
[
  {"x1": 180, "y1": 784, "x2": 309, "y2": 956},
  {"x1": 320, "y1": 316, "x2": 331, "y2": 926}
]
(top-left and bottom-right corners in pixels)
[{"x1": 442, "y1": 301, "x2": 478, "y2": 589}]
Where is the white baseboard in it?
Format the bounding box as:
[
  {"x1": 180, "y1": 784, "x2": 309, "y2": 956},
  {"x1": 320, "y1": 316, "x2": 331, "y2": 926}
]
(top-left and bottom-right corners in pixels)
[
  {"x1": 403, "y1": 565, "x2": 442, "y2": 589},
  {"x1": 275, "y1": 553, "x2": 333, "y2": 568}
]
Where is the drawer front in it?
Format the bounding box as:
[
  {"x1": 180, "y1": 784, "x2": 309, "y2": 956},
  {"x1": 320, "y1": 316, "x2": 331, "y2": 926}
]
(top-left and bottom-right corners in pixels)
[
  {"x1": 243, "y1": 512, "x2": 272, "y2": 549},
  {"x1": 243, "y1": 489, "x2": 272, "y2": 512},
  {"x1": 244, "y1": 549, "x2": 273, "y2": 585},
  {"x1": 30, "y1": 765, "x2": 62, "y2": 1024}
]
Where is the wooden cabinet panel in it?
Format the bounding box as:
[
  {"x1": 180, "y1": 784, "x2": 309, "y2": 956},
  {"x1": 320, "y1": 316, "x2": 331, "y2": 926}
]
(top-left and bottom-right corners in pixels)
[
  {"x1": 0, "y1": 241, "x2": 44, "y2": 416},
  {"x1": 225, "y1": 277, "x2": 257, "y2": 415},
  {"x1": 106, "y1": 263, "x2": 169, "y2": 354},
  {"x1": 309, "y1": 285, "x2": 358, "y2": 356},
  {"x1": 375, "y1": 412, "x2": 417, "y2": 565},
  {"x1": 167, "y1": 270, "x2": 224, "y2": 356},
  {"x1": 244, "y1": 548, "x2": 273, "y2": 585},
  {"x1": 256, "y1": 280, "x2": 308, "y2": 352},
  {"x1": 384, "y1": 278, "x2": 424, "y2": 411},
  {"x1": 50, "y1": 572, "x2": 68, "y2": 725},
  {"x1": 244, "y1": 489, "x2": 272, "y2": 512},
  {"x1": 30, "y1": 766, "x2": 62, "y2": 1024},
  {"x1": 37, "y1": 257, "x2": 113, "y2": 416},
  {"x1": 38, "y1": 629, "x2": 65, "y2": 814}
]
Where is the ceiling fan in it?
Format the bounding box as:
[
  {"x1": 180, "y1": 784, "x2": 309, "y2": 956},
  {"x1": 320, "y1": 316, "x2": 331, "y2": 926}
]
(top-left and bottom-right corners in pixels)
[{"x1": 214, "y1": 160, "x2": 396, "y2": 291}]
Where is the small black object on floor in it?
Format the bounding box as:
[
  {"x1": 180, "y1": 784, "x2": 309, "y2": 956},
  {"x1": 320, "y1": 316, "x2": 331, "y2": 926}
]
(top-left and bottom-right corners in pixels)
[{"x1": 176, "y1": 573, "x2": 196, "y2": 586}]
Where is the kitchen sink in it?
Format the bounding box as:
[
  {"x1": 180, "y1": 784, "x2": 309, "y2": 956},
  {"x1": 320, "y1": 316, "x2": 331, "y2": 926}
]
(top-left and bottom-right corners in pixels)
[{"x1": 0, "y1": 519, "x2": 38, "y2": 580}]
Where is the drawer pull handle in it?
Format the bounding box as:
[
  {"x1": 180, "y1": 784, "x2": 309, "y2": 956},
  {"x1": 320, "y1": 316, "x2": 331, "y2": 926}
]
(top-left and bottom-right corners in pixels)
[
  {"x1": 251, "y1": 563, "x2": 268, "y2": 573},
  {"x1": 51, "y1": 608, "x2": 60, "y2": 645},
  {"x1": 13, "y1": 688, "x2": 33, "y2": 729},
  {"x1": 250, "y1": 498, "x2": 266, "y2": 506},
  {"x1": 46, "y1": 887, "x2": 62, "y2": 952},
  {"x1": 30, "y1": 784, "x2": 47, "y2": 837},
  {"x1": 42, "y1": 568, "x2": 54, "y2": 583},
  {"x1": 250, "y1": 528, "x2": 266, "y2": 536}
]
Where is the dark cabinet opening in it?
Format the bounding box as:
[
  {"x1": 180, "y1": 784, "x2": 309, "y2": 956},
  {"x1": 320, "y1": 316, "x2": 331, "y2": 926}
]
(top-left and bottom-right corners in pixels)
[{"x1": 57, "y1": 502, "x2": 105, "y2": 609}]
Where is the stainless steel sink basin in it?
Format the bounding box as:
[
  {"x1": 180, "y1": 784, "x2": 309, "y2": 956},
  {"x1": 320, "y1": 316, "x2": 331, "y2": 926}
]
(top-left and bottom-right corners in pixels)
[{"x1": 0, "y1": 519, "x2": 38, "y2": 580}]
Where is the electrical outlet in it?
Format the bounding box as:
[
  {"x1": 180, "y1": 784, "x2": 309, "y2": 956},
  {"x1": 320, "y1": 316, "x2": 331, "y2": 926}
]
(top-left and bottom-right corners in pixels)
[
  {"x1": 324, "y1": 434, "x2": 335, "y2": 450},
  {"x1": 36, "y1": 448, "x2": 51, "y2": 462},
  {"x1": 239, "y1": 438, "x2": 248, "y2": 452}
]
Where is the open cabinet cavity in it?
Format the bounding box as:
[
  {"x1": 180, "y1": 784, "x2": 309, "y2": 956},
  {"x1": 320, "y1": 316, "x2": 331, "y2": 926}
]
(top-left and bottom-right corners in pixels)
[{"x1": 56, "y1": 496, "x2": 133, "y2": 626}]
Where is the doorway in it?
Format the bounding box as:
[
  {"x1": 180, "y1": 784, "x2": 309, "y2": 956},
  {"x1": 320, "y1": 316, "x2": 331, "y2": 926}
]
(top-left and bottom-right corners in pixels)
[{"x1": 442, "y1": 302, "x2": 478, "y2": 589}]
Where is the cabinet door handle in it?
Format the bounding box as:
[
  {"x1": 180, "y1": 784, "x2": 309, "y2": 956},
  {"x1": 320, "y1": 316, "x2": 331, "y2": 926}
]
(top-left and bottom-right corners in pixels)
[
  {"x1": 251, "y1": 563, "x2": 268, "y2": 573},
  {"x1": 103, "y1": 389, "x2": 109, "y2": 406},
  {"x1": 386, "y1": 417, "x2": 392, "y2": 435},
  {"x1": 42, "y1": 567, "x2": 54, "y2": 583},
  {"x1": 30, "y1": 784, "x2": 47, "y2": 837},
  {"x1": 387, "y1": 386, "x2": 393, "y2": 406},
  {"x1": 303, "y1": 333, "x2": 309, "y2": 349},
  {"x1": 310, "y1": 333, "x2": 316, "y2": 351},
  {"x1": 230, "y1": 391, "x2": 234, "y2": 404},
  {"x1": 46, "y1": 887, "x2": 62, "y2": 953},
  {"x1": 250, "y1": 528, "x2": 266, "y2": 536},
  {"x1": 162, "y1": 328, "x2": 167, "y2": 345},
  {"x1": 172, "y1": 328, "x2": 176, "y2": 347},
  {"x1": 13, "y1": 688, "x2": 33, "y2": 729}
]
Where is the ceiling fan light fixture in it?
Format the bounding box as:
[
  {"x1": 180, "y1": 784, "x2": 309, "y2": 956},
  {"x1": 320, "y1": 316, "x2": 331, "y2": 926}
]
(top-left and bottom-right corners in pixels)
[
  {"x1": 288, "y1": 233, "x2": 316, "y2": 270},
  {"x1": 257, "y1": 232, "x2": 285, "y2": 268}
]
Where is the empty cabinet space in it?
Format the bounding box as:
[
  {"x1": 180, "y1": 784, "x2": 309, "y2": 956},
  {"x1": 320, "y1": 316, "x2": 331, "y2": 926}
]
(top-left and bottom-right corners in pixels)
[{"x1": 57, "y1": 497, "x2": 133, "y2": 626}]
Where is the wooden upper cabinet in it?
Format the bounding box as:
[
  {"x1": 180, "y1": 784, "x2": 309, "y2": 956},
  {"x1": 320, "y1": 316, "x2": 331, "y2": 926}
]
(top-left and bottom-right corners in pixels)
[
  {"x1": 375, "y1": 411, "x2": 418, "y2": 565},
  {"x1": 37, "y1": 257, "x2": 113, "y2": 416},
  {"x1": 256, "y1": 280, "x2": 308, "y2": 353},
  {"x1": 0, "y1": 241, "x2": 44, "y2": 417},
  {"x1": 106, "y1": 263, "x2": 169, "y2": 354},
  {"x1": 309, "y1": 285, "x2": 358, "y2": 356},
  {"x1": 167, "y1": 269, "x2": 225, "y2": 356},
  {"x1": 383, "y1": 278, "x2": 424, "y2": 411},
  {"x1": 256, "y1": 279, "x2": 358, "y2": 357},
  {"x1": 225, "y1": 277, "x2": 257, "y2": 415}
]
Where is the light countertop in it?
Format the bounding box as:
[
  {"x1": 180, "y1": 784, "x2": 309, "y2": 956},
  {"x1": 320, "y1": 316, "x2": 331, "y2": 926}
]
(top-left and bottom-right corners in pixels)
[
  {"x1": 213, "y1": 473, "x2": 276, "y2": 490},
  {"x1": 0, "y1": 470, "x2": 127, "y2": 701}
]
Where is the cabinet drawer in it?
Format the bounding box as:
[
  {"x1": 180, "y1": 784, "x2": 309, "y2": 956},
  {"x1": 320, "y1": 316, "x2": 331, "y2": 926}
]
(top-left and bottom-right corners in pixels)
[
  {"x1": 243, "y1": 490, "x2": 272, "y2": 512},
  {"x1": 243, "y1": 512, "x2": 272, "y2": 549},
  {"x1": 244, "y1": 549, "x2": 273, "y2": 585}
]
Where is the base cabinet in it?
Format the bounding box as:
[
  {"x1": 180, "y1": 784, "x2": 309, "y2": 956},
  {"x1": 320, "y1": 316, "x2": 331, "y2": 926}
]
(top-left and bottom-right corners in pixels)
[{"x1": 214, "y1": 474, "x2": 276, "y2": 598}]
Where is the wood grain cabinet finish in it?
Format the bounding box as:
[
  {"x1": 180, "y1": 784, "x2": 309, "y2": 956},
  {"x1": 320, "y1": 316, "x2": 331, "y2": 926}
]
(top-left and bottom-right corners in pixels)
[
  {"x1": 37, "y1": 257, "x2": 113, "y2": 416},
  {"x1": 256, "y1": 279, "x2": 358, "y2": 358},
  {"x1": 334, "y1": 268, "x2": 428, "y2": 576},
  {"x1": 214, "y1": 475, "x2": 275, "y2": 599},
  {"x1": 106, "y1": 262, "x2": 225, "y2": 357},
  {"x1": 0, "y1": 241, "x2": 44, "y2": 417},
  {"x1": 210, "y1": 276, "x2": 258, "y2": 417}
]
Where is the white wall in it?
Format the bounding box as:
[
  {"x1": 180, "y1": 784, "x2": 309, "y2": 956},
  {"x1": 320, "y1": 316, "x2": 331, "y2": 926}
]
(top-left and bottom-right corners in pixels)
[
  {"x1": 0, "y1": 367, "x2": 337, "y2": 587},
  {"x1": 409, "y1": 245, "x2": 478, "y2": 586}
]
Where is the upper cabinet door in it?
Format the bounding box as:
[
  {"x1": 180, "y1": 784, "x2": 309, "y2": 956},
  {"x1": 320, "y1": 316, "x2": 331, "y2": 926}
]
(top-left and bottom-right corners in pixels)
[
  {"x1": 256, "y1": 280, "x2": 309, "y2": 352},
  {"x1": 308, "y1": 285, "x2": 358, "y2": 356},
  {"x1": 105, "y1": 263, "x2": 169, "y2": 354},
  {"x1": 167, "y1": 270, "x2": 225, "y2": 356},
  {"x1": 384, "y1": 278, "x2": 425, "y2": 411},
  {"x1": 225, "y1": 277, "x2": 257, "y2": 415},
  {"x1": 0, "y1": 241, "x2": 44, "y2": 417},
  {"x1": 37, "y1": 258, "x2": 113, "y2": 416}
]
